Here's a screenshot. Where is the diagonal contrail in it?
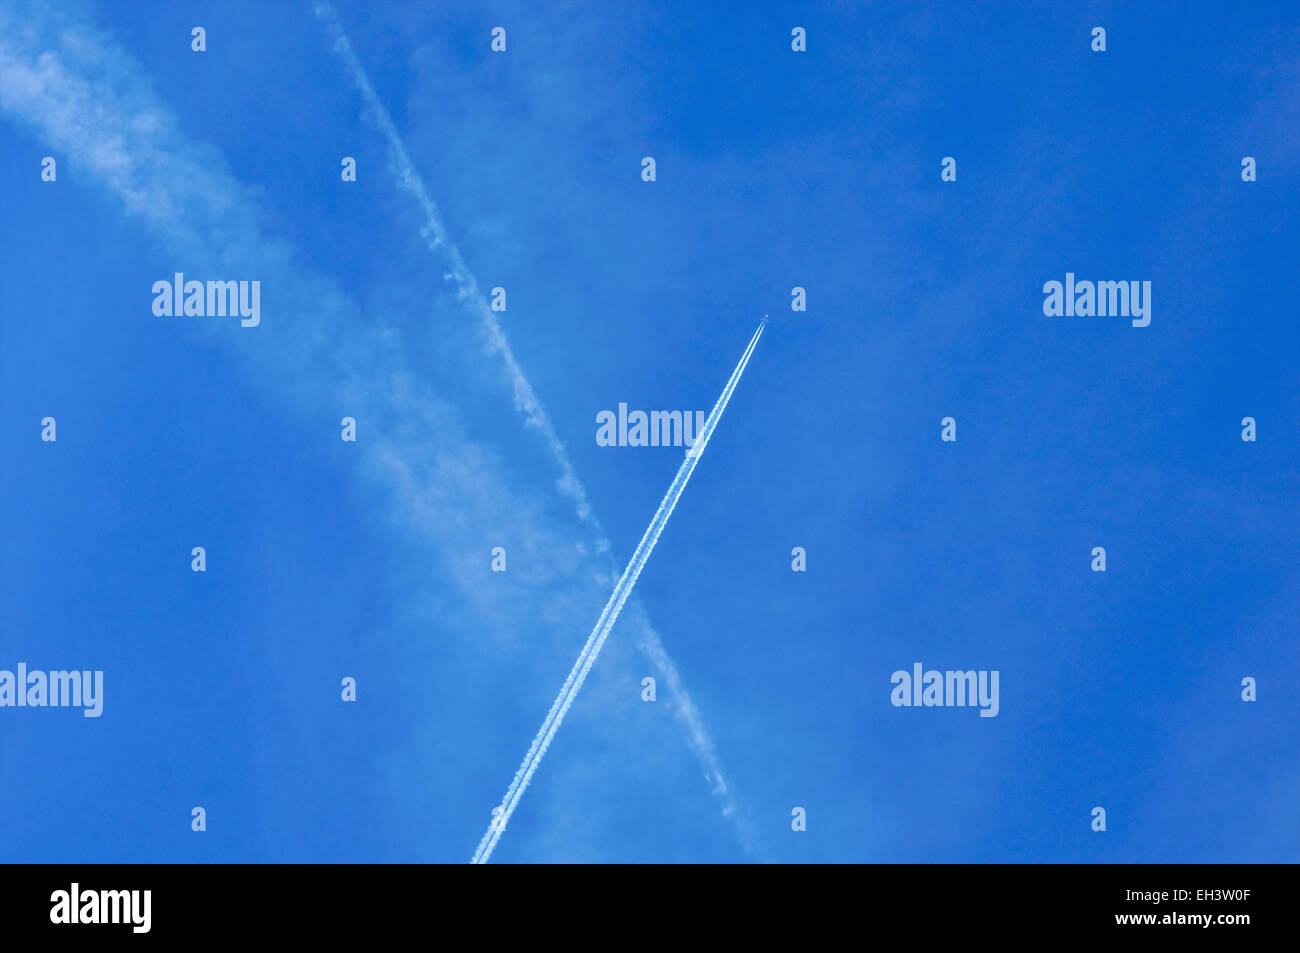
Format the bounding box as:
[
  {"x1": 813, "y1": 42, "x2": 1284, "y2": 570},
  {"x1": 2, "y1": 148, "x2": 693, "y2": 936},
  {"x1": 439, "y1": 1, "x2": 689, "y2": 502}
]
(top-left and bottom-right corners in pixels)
[
  {"x1": 472, "y1": 321, "x2": 766, "y2": 863},
  {"x1": 314, "y1": 2, "x2": 769, "y2": 859}
]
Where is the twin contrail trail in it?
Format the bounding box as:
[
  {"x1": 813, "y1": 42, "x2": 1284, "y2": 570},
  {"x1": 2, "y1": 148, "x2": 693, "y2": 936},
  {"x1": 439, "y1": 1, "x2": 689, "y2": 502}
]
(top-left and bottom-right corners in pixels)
[{"x1": 472, "y1": 320, "x2": 766, "y2": 864}]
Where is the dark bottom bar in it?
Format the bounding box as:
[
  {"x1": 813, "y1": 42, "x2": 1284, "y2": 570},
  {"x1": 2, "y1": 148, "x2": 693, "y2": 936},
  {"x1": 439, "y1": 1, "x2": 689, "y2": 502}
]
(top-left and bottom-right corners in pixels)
[{"x1": 0, "y1": 863, "x2": 1283, "y2": 940}]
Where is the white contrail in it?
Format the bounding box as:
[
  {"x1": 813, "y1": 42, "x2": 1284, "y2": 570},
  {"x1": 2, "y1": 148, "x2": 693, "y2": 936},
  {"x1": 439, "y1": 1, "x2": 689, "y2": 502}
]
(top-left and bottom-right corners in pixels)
[
  {"x1": 314, "y1": 3, "x2": 767, "y2": 859},
  {"x1": 472, "y1": 321, "x2": 765, "y2": 864},
  {"x1": 312, "y1": 1, "x2": 597, "y2": 525}
]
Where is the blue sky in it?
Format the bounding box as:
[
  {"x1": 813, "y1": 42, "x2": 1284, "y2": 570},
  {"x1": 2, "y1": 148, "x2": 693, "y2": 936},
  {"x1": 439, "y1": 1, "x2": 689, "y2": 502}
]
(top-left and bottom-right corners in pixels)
[{"x1": 1, "y1": 0, "x2": 1296, "y2": 863}]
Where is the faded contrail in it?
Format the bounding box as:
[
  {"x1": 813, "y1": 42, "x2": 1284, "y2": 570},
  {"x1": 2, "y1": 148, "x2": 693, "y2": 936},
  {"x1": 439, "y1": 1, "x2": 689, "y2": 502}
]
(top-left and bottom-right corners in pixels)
[
  {"x1": 314, "y1": 2, "x2": 768, "y2": 859},
  {"x1": 472, "y1": 321, "x2": 766, "y2": 863},
  {"x1": 312, "y1": 1, "x2": 597, "y2": 525}
]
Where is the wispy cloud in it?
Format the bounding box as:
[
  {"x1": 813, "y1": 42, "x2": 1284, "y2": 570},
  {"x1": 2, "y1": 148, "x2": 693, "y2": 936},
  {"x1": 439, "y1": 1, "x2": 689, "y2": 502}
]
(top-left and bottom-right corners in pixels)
[
  {"x1": 0, "y1": 0, "x2": 764, "y2": 860},
  {"x1": 0, "y1": 0, "x2": 555, "y2": 616}
]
